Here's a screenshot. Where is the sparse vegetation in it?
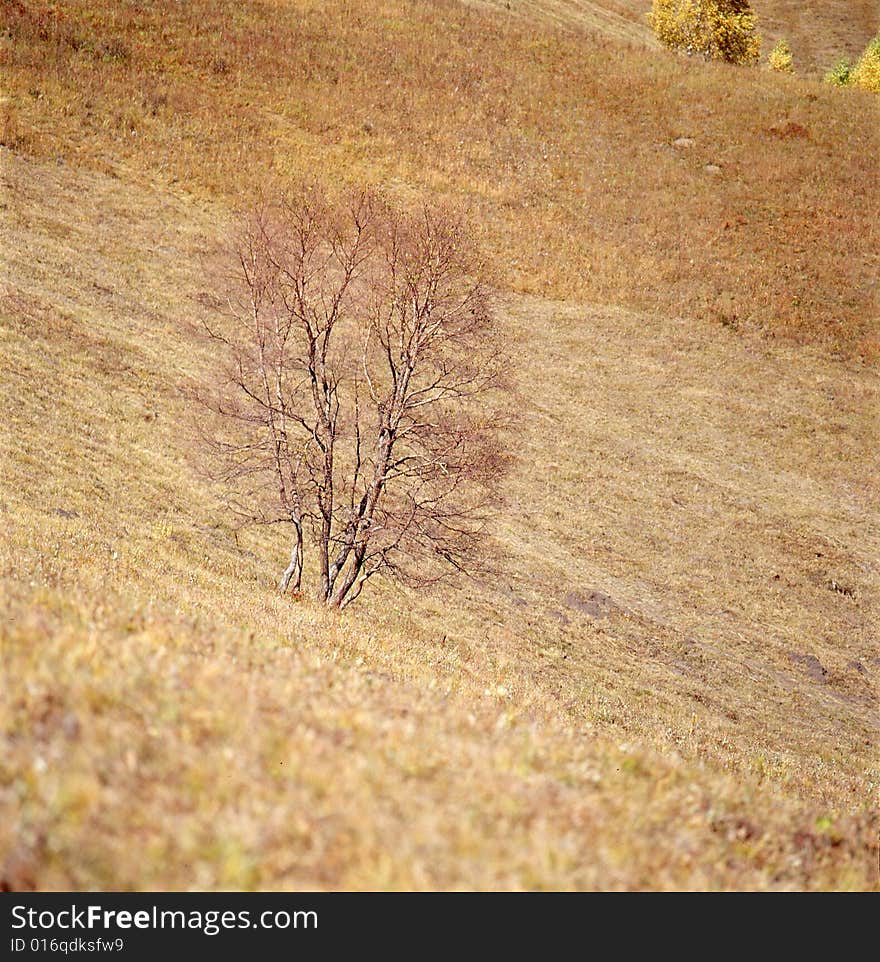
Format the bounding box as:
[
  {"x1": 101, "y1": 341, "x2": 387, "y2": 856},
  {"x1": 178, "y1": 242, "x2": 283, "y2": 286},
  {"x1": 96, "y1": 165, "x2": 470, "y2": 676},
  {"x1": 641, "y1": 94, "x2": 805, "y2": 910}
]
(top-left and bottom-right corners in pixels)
[
  {"x1": 851, "y1": 30, "x2": 880, "y2": 92},
  {"x1": 1, "y1": 0, "x2": 878, "y2": 892},
  {"x1": 747, "y1": 0, "x2": 878, "y2": 75},
  {"x1": 821, "y1": 29, "x2": 880, "y2": 92},
  {"x1": 648, "y1": 0, "x2": 762, "y2": 64},
  {"x1": 768, "y1": 37, "x2": 794, "y2": 72},
  {"x1": 1, "y1": 0, "x2": 877, "y2": 355},
  {"x1": 824, "y1": 58, "x2": 854, "y2": 86}
]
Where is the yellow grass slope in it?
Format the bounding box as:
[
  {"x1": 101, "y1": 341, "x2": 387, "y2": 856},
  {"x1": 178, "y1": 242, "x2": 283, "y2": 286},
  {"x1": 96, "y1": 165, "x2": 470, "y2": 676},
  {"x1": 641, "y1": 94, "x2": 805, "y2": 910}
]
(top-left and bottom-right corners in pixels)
[
  {"x1": 469, "y1": 0, "x2": 654, "y2": 46},
  {"x1": 1, "y1": 0, "x2": 878, "y2": 890},
  {"x1": 751, "y1": 0, "x2": 880, "y2": 74},
  {"x1": 1, "y1": 148, "x2": 877, "y2": 890},
  {"x1": 2, "y1": 0, "x2": 879, "y2": 356},
  {"x1": 472, "y1": 0, "x2": 880, "y2": 74}
]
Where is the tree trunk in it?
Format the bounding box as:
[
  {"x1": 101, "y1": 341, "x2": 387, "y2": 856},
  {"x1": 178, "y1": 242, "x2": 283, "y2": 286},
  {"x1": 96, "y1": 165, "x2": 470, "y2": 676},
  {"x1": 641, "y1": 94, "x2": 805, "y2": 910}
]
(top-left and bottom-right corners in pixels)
[
  {"x1": 328, "y1": 544, "x2": 366, "y2": 608},
  {"x1": 278, "y1": 520, "x2": 304, "y2": 595},
  {"x1": 327, "y1": 429, "x2": 392, "y2": 607}
]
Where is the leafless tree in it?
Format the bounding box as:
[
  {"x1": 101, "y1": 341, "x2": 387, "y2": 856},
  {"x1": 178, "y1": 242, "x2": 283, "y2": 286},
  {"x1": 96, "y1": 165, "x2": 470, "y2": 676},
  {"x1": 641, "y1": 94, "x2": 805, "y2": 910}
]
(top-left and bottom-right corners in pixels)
[{"x1": 195, "y1": 187, "x2": 507, "y2": 608}]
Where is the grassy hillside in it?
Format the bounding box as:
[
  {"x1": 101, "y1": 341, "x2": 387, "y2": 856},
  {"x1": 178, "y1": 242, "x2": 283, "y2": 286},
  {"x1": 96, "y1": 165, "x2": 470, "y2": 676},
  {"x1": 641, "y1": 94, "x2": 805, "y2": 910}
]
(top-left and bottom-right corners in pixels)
[
  {"x1": 473, "y1": 0, "x2": 880, "y2": 75},
  {"x1": 1, "y1": 0, "x2": 878, "y2": 890},
  {"x1": 752, "y1": 0, "x2": 880, "y2": 74},
  {"x1": 2, "y1": 149, "x2": 877, "y2": 890},
  {"x1": 470, "y1": 0, "x2": 654, "y2": 45},
  {"x1": 2, "y1": 0, "x2": 878, "y2": 355}
]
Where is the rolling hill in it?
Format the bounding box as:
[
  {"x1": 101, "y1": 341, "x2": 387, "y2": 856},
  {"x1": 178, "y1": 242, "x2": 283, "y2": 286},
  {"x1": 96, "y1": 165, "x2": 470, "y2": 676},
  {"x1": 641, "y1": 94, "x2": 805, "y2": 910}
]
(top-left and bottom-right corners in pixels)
[
  {"x1": 1, "y1": 0, "x2": 878, "y2": 889},
  {"x1": 472, "y1": 0, "x2": 880, "y2": 74}
]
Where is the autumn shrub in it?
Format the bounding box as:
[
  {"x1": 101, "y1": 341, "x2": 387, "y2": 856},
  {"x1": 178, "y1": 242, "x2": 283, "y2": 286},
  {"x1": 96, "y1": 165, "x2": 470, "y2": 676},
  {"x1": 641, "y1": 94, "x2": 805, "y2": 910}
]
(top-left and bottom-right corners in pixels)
[
  {"x1": 824, "y1": 58, "x2": 853, "y2": 86},
  {"x1": 648, "y1": 0, "x2": 761, "y2": 65},
  {"x1": 768, "y1": 38, "x2": 794, "y2": 73},
  {"x1": 850, "y1": 31, "x2": 880, "y2": 92}
]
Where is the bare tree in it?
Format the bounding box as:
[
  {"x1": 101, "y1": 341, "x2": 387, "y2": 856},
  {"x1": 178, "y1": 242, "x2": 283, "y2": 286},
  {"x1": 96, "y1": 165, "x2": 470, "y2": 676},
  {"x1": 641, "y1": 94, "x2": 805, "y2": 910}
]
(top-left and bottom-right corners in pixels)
[{"x1": 195, "y1": 188, "x2": 506, "y2": 608}]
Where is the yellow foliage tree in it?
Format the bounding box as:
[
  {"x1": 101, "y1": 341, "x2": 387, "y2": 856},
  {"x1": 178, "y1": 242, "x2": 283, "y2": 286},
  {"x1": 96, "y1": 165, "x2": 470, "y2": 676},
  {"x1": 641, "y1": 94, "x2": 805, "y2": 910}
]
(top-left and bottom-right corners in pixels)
[
  {"x1": 850, "y1": 31, "x2": 880, "y2": 92},
  {"x1": 768, "y1": 38, "x2": 794, "y2": 73},
  {"x1": 648, "y1": 0, "x2": 761, "y2": 65}
]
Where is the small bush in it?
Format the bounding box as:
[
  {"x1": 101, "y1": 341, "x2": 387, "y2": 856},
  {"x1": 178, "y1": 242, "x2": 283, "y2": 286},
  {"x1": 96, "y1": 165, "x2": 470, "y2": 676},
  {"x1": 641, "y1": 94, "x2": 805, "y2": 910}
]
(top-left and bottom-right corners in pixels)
[
  {"x1": 768, "y1": 38, "x2": 794, "y2": 73},
  {"x1": 648, "y1": 0, "x2": 761, "y2": 65},
  {"x1": 824, "y1": 58, "x2": 852, "y2": 87},
  {"x1": 850, "y1": 32, "x2": 880, "y2": 93}
]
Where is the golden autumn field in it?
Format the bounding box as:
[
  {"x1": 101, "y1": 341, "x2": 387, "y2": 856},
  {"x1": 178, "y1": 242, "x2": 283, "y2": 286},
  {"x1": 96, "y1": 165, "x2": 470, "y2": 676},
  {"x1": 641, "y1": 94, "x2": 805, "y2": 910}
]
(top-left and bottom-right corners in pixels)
[{"x1": 1, "y1": 0, "x2": 878, "y2": 889}]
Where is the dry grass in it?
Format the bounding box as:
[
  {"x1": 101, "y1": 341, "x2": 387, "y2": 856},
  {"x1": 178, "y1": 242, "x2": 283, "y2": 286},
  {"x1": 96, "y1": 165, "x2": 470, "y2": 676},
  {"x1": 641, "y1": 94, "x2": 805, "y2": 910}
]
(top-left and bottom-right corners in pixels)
[
  {"x1": 1, "y1": 0, "x2": 878, "y2": 356},
  {"x1": 750, "y1": 0, "x2": 880, "y2": 75},
  {"x1": 469, "y1": 0, "x2": 654, "y2": 44},
  {"x1": 473, "y1": 0, "x2": 880, "y2": 75},
  {"x1": 1, "y1": 146, "x2": 877, "y2": 890},
  {"x1": 1, "y1": 0, "x2": 878, "y2": 890}
]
